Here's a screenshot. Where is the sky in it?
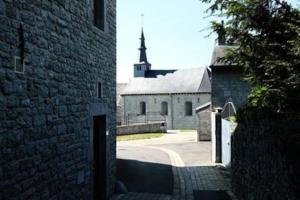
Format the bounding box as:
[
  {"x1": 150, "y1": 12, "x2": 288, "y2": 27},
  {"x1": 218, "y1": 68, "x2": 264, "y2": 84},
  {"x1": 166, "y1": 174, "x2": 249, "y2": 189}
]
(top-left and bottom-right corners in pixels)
[{"x1": 116, "y1": 0, "x2": 300, "y2": 83}]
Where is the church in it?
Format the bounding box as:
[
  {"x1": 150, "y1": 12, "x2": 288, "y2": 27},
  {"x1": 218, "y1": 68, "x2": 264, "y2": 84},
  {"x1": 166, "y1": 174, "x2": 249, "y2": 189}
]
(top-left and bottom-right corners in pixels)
[{"x1": 120, "y1": 30, "x2": 211, "y2": 129}]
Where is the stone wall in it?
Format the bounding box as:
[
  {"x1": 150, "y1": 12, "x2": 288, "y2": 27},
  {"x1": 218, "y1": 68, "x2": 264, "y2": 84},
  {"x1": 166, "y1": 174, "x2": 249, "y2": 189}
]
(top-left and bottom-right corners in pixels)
[
  {"x1": 117, "y1": 122, "x2": 167, "y2": 135},
  {"x1": 0, "y1": 0, "x2": 116, "y2": 199},
  {"x1": 232, "y1": 118, "x2": 300, "y2": 200},
  {"x1": 121, "y1": 93, "x2": 211, "y2": 129},
  {"x1": 211, "y1": 68, "x2": 250, "y2": 109}
]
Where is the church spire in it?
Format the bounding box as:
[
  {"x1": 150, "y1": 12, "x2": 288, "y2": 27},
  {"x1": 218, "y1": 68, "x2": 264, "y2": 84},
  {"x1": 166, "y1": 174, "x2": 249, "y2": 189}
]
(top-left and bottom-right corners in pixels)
[
  {"x1": 139, "y1": 29, "x2": 148, "y2": 63},
  {"x1": 134, "y1": 28, "x2": 151, "y2": 78}
]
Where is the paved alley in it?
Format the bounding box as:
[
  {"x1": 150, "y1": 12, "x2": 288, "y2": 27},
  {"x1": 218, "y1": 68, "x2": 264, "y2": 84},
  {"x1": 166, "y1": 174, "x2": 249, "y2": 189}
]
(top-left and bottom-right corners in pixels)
[{"x1": 113, "y1": 130, "x2": 235, "y2": 200}]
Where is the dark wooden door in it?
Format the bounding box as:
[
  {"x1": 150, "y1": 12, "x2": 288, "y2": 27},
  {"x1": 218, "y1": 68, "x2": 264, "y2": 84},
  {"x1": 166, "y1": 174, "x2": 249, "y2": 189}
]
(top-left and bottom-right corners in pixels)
[{"x1": 93, "y1": 115, "x2": 106, "y2": 199}]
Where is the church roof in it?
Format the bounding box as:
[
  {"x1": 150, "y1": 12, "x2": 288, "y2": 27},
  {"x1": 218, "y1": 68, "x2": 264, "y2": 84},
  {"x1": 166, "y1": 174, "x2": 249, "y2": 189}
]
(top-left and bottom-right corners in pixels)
[
  {"x1": 145, "y1": 69, "x2": 177, "y2": 78},
  {"x1": 122, "y1": 67, "x2": 211, "y2": 95},
  {"x1": 117, "y1": 83, "x2": 127, "y2": 105}
]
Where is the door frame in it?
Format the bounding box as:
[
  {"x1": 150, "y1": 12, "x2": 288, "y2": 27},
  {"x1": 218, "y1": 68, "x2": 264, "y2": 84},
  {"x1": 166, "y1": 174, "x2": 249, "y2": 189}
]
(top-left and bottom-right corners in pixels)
[
  {"x1": 93, "y1": 115, "x2": 107, "y2": 199},
  {"x1": 88, "y1": 103, "x2": 111, "y2": 200}
]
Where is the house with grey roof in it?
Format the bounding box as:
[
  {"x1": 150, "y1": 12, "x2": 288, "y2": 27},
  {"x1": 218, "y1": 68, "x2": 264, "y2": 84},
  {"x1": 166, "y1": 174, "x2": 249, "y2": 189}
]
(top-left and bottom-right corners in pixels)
[
  {"x1": 209, "y1": 37, "x2": 251, "y2": 163},
  {"x1": 120, "y1": 30, "x2": 211, "y2": 129},
  {"x1": 210, "y1": 40, "x2": 251, "y2": 110}
]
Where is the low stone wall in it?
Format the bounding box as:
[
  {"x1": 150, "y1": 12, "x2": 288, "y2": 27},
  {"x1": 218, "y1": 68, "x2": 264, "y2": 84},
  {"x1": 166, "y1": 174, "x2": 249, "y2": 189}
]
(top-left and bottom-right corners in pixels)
[
  {"x1": 232, "y1": 118, "x2": 300, "y2": 200},
  {"x1": 117, "y1": 122, "x2": 167, "y2": 135}
]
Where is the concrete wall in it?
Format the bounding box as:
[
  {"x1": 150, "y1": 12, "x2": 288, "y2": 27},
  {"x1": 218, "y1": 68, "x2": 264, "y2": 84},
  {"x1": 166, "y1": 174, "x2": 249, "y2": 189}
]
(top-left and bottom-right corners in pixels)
[
  {"x1": 232, "y1": 119, "x2": 300, "y2": 200},
  {"x1": 211, "y1": 68, "x2": 250, "y2": 109},
  {"x1": 196, "y1": 104, "x2": 211, "y2": 141},
  {"x1": 117, "y1": 122, "x2": 167, "y2": 135},
  {"x1": 0, "y1": 1, "x2": 116, "y2": 199},
  {"x1": 121, "y1": 93, "x2": 211, "y2": 129}
]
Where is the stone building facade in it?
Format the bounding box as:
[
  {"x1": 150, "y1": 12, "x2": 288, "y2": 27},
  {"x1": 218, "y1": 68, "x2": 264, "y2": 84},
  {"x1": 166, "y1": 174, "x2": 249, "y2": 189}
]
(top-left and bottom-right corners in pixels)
[
  {"x1": 210, "y1": 40, "x2": 251, "y2": 163},
  {"x1": 210, "y1": 43, "x2": 251, "y2": 110},
  {"x1": 121, "y1": 67, "x2": 211, "y2": 129},
  {"x1": 121, "y1": 92, "x2": 211, "y2": 129},
  {"x1": 116, "y1": 83, "x2": 127, "y2": 125},
  {"x1": 0, "y1": 0, "x2": 116, "y2": 199}
]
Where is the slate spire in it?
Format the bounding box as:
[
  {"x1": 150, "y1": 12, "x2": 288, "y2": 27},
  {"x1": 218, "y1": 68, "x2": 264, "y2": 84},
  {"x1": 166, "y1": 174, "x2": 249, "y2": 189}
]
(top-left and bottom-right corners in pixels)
[{"x1": 139, "y1": 29, "x2": 148, "y2": 63}]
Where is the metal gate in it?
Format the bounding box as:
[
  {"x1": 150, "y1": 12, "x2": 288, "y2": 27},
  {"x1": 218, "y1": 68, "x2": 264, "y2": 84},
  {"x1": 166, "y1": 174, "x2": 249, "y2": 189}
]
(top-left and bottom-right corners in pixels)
[
  {"x1": 221, "y1": 119, "x2": 231, "y2": 167},
  {"x1": 221, "y1": 98, "x2": 237, "y2": 167}
]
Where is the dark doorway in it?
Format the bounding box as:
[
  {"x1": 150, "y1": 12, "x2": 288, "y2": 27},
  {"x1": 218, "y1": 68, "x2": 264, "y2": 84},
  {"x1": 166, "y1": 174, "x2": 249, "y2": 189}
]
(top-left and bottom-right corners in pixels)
[{"x1": 93, "y1": 115, "x2": 107, "y2": 199}]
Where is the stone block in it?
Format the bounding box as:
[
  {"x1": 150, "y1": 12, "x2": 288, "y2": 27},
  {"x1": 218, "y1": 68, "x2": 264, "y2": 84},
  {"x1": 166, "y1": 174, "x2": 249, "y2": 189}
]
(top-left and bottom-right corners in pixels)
[
  {"x1": 0, "y1": 1, "x2": 5, "y2": 16},
  {"x1": 57, "y1": 123, "x2": 66, "y2": 135},
  {"x1": 6, "y1": 129, "x2": 24, "y2": 146},
  {"x1": 33, "y1": 115, "x2": 46, "y2": 126}
]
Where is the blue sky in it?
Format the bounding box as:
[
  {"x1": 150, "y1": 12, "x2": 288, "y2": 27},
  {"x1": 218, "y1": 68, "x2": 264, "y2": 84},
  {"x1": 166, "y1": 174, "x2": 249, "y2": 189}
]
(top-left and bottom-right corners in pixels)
[{"x1": 117, "y1": 0, "x2": 300, "y2": 83}]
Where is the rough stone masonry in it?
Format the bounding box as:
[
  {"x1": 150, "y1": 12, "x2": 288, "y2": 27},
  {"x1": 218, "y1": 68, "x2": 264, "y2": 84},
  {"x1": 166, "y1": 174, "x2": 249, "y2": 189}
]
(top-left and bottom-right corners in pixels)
[{"x1": 0, "y1": 0, "x2": 116, "y2": 199}]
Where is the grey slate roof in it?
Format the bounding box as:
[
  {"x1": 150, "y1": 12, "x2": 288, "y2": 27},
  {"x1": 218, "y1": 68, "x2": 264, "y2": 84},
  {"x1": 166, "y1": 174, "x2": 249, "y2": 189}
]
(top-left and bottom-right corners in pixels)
[
  {"x1": 210, "y1": 44, "x2": 234, "y2": 67},
  {"x1": 122, "y1": 67, "x2": 211, "y2": 95},
  {"x1": 145, "y1": 69, "x2": 177, "y2": 78}
]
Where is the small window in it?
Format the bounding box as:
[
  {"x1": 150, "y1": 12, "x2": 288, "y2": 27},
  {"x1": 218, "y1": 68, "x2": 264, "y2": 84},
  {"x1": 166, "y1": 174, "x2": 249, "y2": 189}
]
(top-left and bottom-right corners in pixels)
[
  {"x1": 161, "y1": 102, "x2": 168, "y2": 115},
  {"x1": 185, "y1": 102, "x2": 192, "y2": 116},
  {"x1": 197, "y1": 98, "x2": 200, "y2": 103},
  {"x1": 154, "y1": 98, "x2": 157, "y2": 103},
  {"x1": 94, "y1": 0, "x2": 105, "y2": 30},
  {"x1": 14, "y1": 56, "x2": 24, "y2": 74},
  {"x1": 177, "y1": 97, "x2": 180, "y2": 103},
  {"x1": 97, "y1": 82, "x2": 102, "y2": 98},
  {"x1": 140, "y1": 101, "x2": 146, "y2": 115}
]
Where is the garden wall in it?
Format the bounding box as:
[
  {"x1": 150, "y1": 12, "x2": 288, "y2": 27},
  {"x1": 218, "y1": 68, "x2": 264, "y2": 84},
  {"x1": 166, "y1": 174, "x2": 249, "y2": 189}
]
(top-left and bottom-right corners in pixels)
[
  {"x1": 231, "y1": 118, "x2": 300, "y2": 200},
  {"x1": 117, "y1": 122, "x2": 167, "y2": 135}
]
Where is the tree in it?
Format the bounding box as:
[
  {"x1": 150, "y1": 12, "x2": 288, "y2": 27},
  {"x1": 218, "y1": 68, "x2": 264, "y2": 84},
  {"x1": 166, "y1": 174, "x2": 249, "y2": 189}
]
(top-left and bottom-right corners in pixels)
[{"x1": 202, "y1": 0, "x2": 300, "y2": 116}]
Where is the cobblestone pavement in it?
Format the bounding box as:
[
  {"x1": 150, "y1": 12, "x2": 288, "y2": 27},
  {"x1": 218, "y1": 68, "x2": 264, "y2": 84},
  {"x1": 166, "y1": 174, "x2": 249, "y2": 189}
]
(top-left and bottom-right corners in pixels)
[{"x1": 112, "y1": 131, "x2": 235, "y2": 200}]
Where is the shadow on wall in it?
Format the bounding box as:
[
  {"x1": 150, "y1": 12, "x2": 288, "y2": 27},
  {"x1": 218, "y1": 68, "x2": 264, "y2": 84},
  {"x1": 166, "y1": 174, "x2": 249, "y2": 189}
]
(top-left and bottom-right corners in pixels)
[{"x1": 231, "y1": 118, "x2": 300, "y2": 200}]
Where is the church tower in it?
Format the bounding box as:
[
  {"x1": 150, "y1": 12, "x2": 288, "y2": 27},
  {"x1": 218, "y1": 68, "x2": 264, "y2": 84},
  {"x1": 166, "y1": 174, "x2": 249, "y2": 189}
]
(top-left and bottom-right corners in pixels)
[{"x1": 134, "y1": 29, "x2": 151, "y2": 77}]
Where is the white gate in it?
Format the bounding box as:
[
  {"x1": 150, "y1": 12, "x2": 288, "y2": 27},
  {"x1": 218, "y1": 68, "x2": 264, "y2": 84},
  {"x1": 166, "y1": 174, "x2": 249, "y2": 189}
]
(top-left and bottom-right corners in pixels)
[{"x1": 221, "y1": 119, "x2": 231, "y2": 167}]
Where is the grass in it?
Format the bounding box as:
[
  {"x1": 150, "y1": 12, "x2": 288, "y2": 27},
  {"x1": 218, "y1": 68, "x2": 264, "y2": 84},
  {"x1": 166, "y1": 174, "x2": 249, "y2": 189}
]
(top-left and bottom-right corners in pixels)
[{"x1": 117, "y1": 133, "x2": 164, "y2": 142}]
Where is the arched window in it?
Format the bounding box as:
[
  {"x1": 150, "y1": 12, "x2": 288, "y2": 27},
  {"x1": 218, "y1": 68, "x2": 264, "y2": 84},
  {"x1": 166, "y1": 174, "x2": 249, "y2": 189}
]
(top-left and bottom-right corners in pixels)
[
  {"x1": 140, "y1": 101, "x2": 146, "y2": 115},
  {"x1": 185, "y1": 102, "x2": 192, "y2": 116},
  {"x1": 161, "y1": 102, "x2": 168, "y2": 115}
]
